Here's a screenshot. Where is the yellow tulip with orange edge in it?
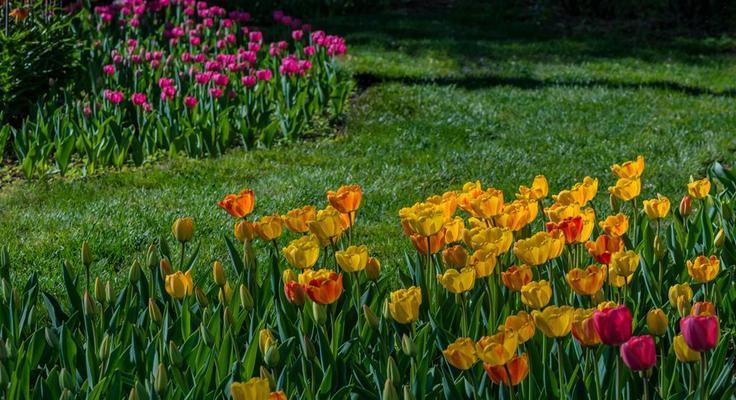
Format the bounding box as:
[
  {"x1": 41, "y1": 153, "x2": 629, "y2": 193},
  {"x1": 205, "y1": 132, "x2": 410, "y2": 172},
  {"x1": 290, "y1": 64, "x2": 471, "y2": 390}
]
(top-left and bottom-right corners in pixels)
[
  {"x1": 599, "y1": 213, "x2": 629, "y2": 237},
  {"x1": 443, "y1": 337, "x2": 478, "y2": 370},
  {"x1": 687, "y1": 178, "x2": 711, "y2": 199},
  {"x1": 611, "y1": 155, "x2": 645, "y2": 179},
  {"x1": 687, "y1": 255, "x2": 719, "y2": 283},
  {"x1": 566, "y1": 265, "x2": 606, "y2": 296}
]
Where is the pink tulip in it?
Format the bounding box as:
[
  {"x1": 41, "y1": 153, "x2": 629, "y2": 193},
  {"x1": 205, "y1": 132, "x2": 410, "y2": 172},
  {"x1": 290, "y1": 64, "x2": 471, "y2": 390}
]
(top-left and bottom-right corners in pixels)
[
  {"x1": 104, "y1": 90, "x2": 124, "y2": 104},
  {"x1": 184, "y1": 96, "x2": 198, "y2": 109},
  {"x1": 592, "y1": 305, "x2": 632, "y2": 345},
  {"x1": 292, "y1": 30, "x2": 303, "y2": 41},
  {"x1": 680, "y1": 316, "x2": 719, "y2": 351},
  {"x1": 255, "y1": 69, "x2": 271, "y2": 81},
  {"x1": 241, "y1": 76, "x2": 256, "y2": 87},
  {"x1": 103, "y1": 64, "x2": 115, "y2": 76},
  {"x1": 131, "y1": 92, "x2": 148, "y2": 106},
  {"x1": 620, "y1": 335, "x2": 656, "y2": 371}
]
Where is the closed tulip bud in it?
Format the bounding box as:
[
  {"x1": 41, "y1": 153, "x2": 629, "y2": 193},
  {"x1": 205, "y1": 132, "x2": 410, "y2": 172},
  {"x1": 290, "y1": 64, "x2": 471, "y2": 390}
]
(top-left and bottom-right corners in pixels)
[
  {"x1": 44, "y1": 327, "x2": 59, "y2": 349},
  {"x1": 363, "y1": 305, "x2": 379, "y2": 328},
  {"x1": 129, "y1": 260, "x2": 141, "y2": 284},
  {"x1": 715, "y1": 229, "x2": 725, "y2": 248},
  {"x1": 383, "y1": 299, "x2": 391, "y2": 320},
  {"x1": 195, "y1": 287, "x2": 209, "y2": 308},
  {"x1": 401, "y1": 334, "x2": 417, "y2": 357},
  {"x1": 646, "y1": 308, "x2": 668, "y2": 336},
  {"x1": 609, "y1": 194, "x2": 620, "y2": 213},
  {"x1": 154, "y1": 363, "x2": 168, "y2": 395},
  {"x1": 312, "y1": 302, "x2": 327, "y2": 325},
  {"x1": 366, "y1": 257, "x2": 381, "y2": 281},
  {"x1": 168, "y1": 340, "x2": 183, "y2": 367},
  {"x1": 223, "y1": 307, "x2": 233, "y2": 327},
  {"x1": 148, "y1": 298, "x2": 162, "y2": 323},
  {"x1": 403, "y1": 385, "x2": 415, "y2": 400},
  {"x1": 259, "y1": 366, "x2": 276, "y2": 391},
  {"x1": 302, "y1": 335, "x2": 316, "y2": 359},
  {"x1": 387, "y1": 356, "x2": 401, "y2": 384},
  {"x1": 171, "y1": 217, "x2": 194, "y2": 243},
  {"x1": 105, "y1": 281, "x2": 114, "y2": 304},
  {"x1": 81, "y1": 241, "x2": 93, "y2": 268},
  {"x1": 653, "y1": 235, "x2": 666, "y2": 260},
  {"x1": 59, "y1": 367, "x2": 73, "y2": 390},
  {"x1": 283, "y1": 268, "x2": 297, "y2": 283},
  {"x1": 264, "y1": 344, "x2": 281, "y2": 367},
  {"x1": 383, "y1": 379, "x2": 400, "y2": 400},
  {"x1": 199, "y1": 324, "x2": 214, "y2": 346},
  {"x1": 679, "y1": 195, "x2": 692, "y2": 217},
  {"x1": 99, "y1": 334, "x2": 111, "y2": 361},
  {"x1": 83, "y1": 290, "x2": 97, "y2": 316},
  {"x1": 239, "y1": 284, "x2": 253, "y2": 310},
  {"x1": 160, "y1": 258, "x2": 172, "y2": 276},
  {"x1": 128, "y1": 386, "x2": 139, "y2": 400},
  {"x1": 146, "y1": 244, "x2": 158, "y2": 269},
  {"x1": 95, "y1": 277, "x2": 105, "y2": 303}
]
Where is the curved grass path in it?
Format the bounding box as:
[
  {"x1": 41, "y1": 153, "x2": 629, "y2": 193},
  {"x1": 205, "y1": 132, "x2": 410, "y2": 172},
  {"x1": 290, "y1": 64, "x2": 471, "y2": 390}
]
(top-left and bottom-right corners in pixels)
[{"x1": 1, "y1": 9, "x2": 735, "y2": 292}]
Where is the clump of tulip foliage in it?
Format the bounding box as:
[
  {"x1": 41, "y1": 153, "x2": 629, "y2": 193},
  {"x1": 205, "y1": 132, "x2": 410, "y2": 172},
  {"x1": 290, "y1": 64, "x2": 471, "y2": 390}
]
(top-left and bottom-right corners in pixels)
[
  {"x1": 10, "y1": 1, "x2": 351, "y2": 178},
  {"x1": 0, "y1": 159, "x2": 735, "y2": 399}
]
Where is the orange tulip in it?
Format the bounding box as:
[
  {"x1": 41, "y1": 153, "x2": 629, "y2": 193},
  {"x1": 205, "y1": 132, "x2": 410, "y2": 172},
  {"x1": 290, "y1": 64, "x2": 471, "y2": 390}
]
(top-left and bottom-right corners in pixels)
[
  {"x1": 9, "y1": 8, "x2": 29, "y2": 22},
  {"x1": 443, "y1": 245, "x2": 468, "y2": 269},
  {"x1": 572, "y1": 308, "x2": 600, "y2": 347},
  {"x1": 302, "y1": 270, "x2": 343, "y2": 305},
  {"x1": 504, "y1": 311, "x2": 536, "y2": 343},
  {"x1": 566, "y1": 265, "x2": 606, "y2": 296},
  {"x1": 426, "y1": 191, "x2": 458, "y2": 222},
  {"x1": 546, "y1": 216, "x2": 583, "y2": 244},
  {"x1": 599, "y1": 213, "x2": 629, "y2": 237},
  {"x1": 483, "y1": 353, "x2": 529, "y2": 387},
  {"x1": 691, "y1": 301, "x2": 717, "y2": 317},
  {"x1": 283, "y1": 205, "x2": 316, "y2": 233},
  {"x1": 501, "y1": 265, "x2": 533, "y2": 291},
  {"x1": 410, "y1": 231, "x2": 445, "y2": 255},
  {"x1": 234, "y1": 220, "x2": 256, "y2": 243},
  {"x1": 327, "y1": 185, "x2": 362, "y2": 214},
  {"x1": 585, "y1": 235, "x2": 623, "y2": 264},
  {"x1": 457, "y1": 181, "x2": 484, "y2": 217},
  {"x1": 217, "y1": 189, "x2": 255, "y2": 218}
]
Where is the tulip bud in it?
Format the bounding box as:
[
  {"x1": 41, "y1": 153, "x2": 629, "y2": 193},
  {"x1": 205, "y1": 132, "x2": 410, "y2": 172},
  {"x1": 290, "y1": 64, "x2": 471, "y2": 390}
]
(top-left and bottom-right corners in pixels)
[
  {"x1": 129, "y1": 259, "x2": 141, "y2": 284},
  {"x1": 259, "y1": 366, "x2": 275, "y2": 390},
  {"x1": 199, "y1": 324, "x2": 214, "y2": 346},
  {"x1": 239, "y1": 284, "x2": 253, "y2": 311},
  {"x1": 168, "y1": 340, "x2": 183, "y2": 368},
  {"x1": 105, "y1": 281, "x2": 114, "y2": 304},
  {"x1": 679, "y1": 195, "x2": 692, "y2": 217},
  {"x1": 59, "y1": 367, "x2": 73, "y2": 390},
  {"x1": 146, "y1": 243, "x2": 158, "y2": 269},
  {"x1": 714, "y1": 229, "x2": 725, "y2": 248},
  {"x1": 401, "y1": 334, "x2": 416, "y2": 357},
  {"x1": 83, "y1": 290, "x2": 97, "y2": 316},
  {"x1": 382, "y1": 379, "x2": 400, "y2": 400},
  {"x1": 148, "y1": 298, "x2": 162, "y2": 323},
  {"x1": 128, "y1": 386, "x2": 139, "y2": 400},
  {"x1": 171, "y1": 217, "x2": 194, "y2": 244},
  {"x1": 366, "y1": 257, "x2": 381, "y2": 281},
  {"x1": 99, "y1": 334, "x2": 111, "y2": 361},
  {"x1": 160, "y1": 258, "x2": 172, "y2": 277},
  {"x1": 45, "y1": 327, "x2": 59, "y2": 349},
  {"x1": 60, "y1": 389, "x2": 73, "y2": 400},
  {"x1": 646, "y1": 308, "x2": 668, "y2": 336},
  {"x1": 301, "y1": 335, "x2": 316, "y2": 359},
  {"x1": 312, "y1": 302, "x2": 327, "y2": 325},
  {"x1": 403, "y1": 385, "x2": 415, "y2": 400},
  {"x1": 382, "y1": 299, "x2": 391, "y2": 320},
  {"x1": 213, "y1": 260, "x2": 226, "y2": 286},
  {"x1": 154, "y1": 363, "x2": 168, "y2": 395},
  {"x1": 609, "y1": 194, "x2": 620, "y2": 213},
  {"x1": 363, "y1": 304, "x2": 379, "y2": 328},
  {"x1": 386, "y1": 356, "x2": 401, "y2": 384},
  {"x1": 195, "y1": 287, "x2": 209, "y2": 308},
  {"x1": 265, "y1": 343, "x2": 281, "y2": 367},
  {"x1": 223, "y1": 306, "x2": 233, "y2": 327},
  {"x1": 94, "y1": 278, "x2": 105, "y2": 304},
  {"x1": 81, "y1": 240, "x2": 93, "y2": 268},
  {"x1": 654, "y1": 235, "x2": 666, "y2": 261},
  {"x1": 283, "y1": 268, "x2": 297, "y2": 283}
]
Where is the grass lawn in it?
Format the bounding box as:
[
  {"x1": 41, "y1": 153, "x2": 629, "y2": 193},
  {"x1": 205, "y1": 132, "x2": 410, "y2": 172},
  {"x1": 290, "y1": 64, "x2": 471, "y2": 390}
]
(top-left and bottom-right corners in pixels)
[{"x1": 1, "y1": 9, "x2": 735, "y2": 292}]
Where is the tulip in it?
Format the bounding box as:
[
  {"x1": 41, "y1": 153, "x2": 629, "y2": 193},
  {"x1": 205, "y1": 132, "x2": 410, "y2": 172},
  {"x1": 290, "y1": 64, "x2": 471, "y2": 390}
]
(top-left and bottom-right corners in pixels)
[
  {"x1": 469, "y1": 188, "x2": 505, "y2": 219},
  {"x1": 442, "y1": 217, "x2": 465, "y2": 243},
  {"x1": 388, "y1": 287, "x2": 422, "y2": 324},
  {"x1": 585, "y1": 234, "x2": 623, "y2": 264},
  {"x1": 546, "y1": 216, "x2": 583, "y2": 244},
  {"x1": 465, "y1": 226, "x2": 513, "y2": 253},
  {"x1": 165, "y1": 270, "x2": 193, "y2": 299},
  {"x1": 300, "y1": 269, "x2": 342, "y2": 305},
  {"x1": 611, "y1": 155, "x2": 645, "y2": 179},
  {"x1": 171, "y1": 217, "x2": 194, "y2": 243},
  {"x1": 426, "y1": 191, "x2": 458, "y2": 222},
  {"x1": 409, "y1": 231, "x2": 445, "y2": 255},
  {"x1": 154, "y1": 363, "x2": 168, "y2": 395},
  {"x1": 494, "y1": 201, "x2": 532, "y2": 231},
  {"x1": 598, "y1": 213, "x2": 629, "y2": 237},
  {"x1": 442, "y1": 245, "x2": 468, "y2": 269},
  {"x1": 516, "y1": 175, "x2": 548, "y2": 201},
  {"x1": 475, "y1": 330, "x2": 518, "y2": 366},
  {"x1": 566, "y1": 265, "x2": 605, "y2": 296},
  {"x1": 309, "y1": 206, "x2": 345, "y2": 245},
  {"x1": 81, "y1": 241, "x2": 93, "y2": 268},
  {"x1": 212, "y1": 260, "x2": 226, "y2": 286},
  {"x1": 642, "y1": 194, "x2": 670, "y2": 220},
  {"x1": 553, "y1": 177, "x2": 598, "y2": 207},
  {"x1": 258, "y1": 329, "x2": 276, "y2": 357},
  {"x1": 254, "y1": 214, "x2": 283, "y2": 241},
  {"x1": 673, "y1": 334, "x2": 700, "y2": 363},
  {"x1": 646, "y1": 308, "x2": 668, "y2": 336},
  {"x1": 545, "y1": 203, "x2": 581, "y2": 223},
  {"x1": 679, "y1": 195, "x2": 692, "y2": 217},
  {"x1": 532, "y1": 305, "x2": 573, "y2": 338},
  {"x1": 234, "y1": 220, "x2": 256, "y2": 242},
  {"x1": 366, "y1": 257, "x2": 381, "y2": 280},
  {"x1": 437, "y1": 267, "x2": 476, "y2": 294},
  {"x1": 468, "y1": 248, "x2": 497, "y2": 278},
  {"x1": 335, "y1": 245, "x2": 369, "y2": 273},
  {"x1": 456, "y1": 181, "x2": 484, "y2": 216},
  {"x1": 282, "y1": 205, "x2": 316, "y2": 233},
  {"x1": 607, "y1": 265, "x2": 633, "y2": 288},
  {"x1": 620, "y1": 335, "x2": 656, "y2": 371},
  {"x1": 231, "y1": 377, "x2": 270, "y2": 400},
  {"x1": 520, "y1": 280, "x2": 552, "y2": 309},
  {"x1": 687, "y1": 178, "x2": 711, "y2": 199},
  {"x1": 483, "y1": 353, "x2": 529, "y2": 387},
  {"x1": 269, "y1": 391, "x2": 287, "y2": 400},
  {"x1": 327, "y1": 185, "x2": 362, "y2": 214},
  {"x1": 608, "y1": 178, "x2": 641, "y2": 202},
  {"x1": 686, "y1": 255, "x2": 719, "y2": 283},
  {"x1": 592, "y1": 305, "x2": 632, "y2": 345},
  {"x1": 680, "y1": 315, "x2": 719, "y2": 351},
  {"x1": 691, "y1": 301, "x2": 716, "y2": 317},
  {"x1": 404, "y1": 202, "x2": 445, "y2": 237},
  {"x1": 513, "y1": 231, "x2": 565, "y2": 266},
  {"x1": 714, "y1": 228, "x2": 725, "y2": 248},
  {"x1": 282, "y1": 236, "x2": 320, "y2": 269},
  {"x1": 611, "y1": 250, "x2": 639, "y2": 278},
  {"x1": 442, "y1": 337, "x2": 477, "y2": 370},
  {"x1": 9, "y1": 8, "x2": 29, "y2": 22},
  {"x1": 284, "y1": 281, "x2": 306, "y2": 306},
  {"x1": 572, "y1": 308, "x2": 600, "y2": 347},
  {"x1": 668, "y1": 283, "x2": 693, "y2": 315},
  {"x1": 217, "y1": 189, "x2": 255, "y2": 218},
  {"x1": 501, "y1": 265, "x2": 532, "y2": 291},
  {"x1": 504, "y1": 311, "x2": 536, "y2": 343}
]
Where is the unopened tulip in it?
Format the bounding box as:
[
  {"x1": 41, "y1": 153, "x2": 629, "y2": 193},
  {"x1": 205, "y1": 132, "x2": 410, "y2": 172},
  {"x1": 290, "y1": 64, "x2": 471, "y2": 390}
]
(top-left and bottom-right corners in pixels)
[
  {"x1": 171, "y1": 217, "x2": 194, "y2": 243},
  {"x1": 668, "y1": 283, "x2": 693, "y2": 315},
  {"x1": 165, "y1": 271, "x2": 193, "y2": 299},
  {"x1": 234, "y1": 220, "x2": 256, "y2": 243},
  {"x1": 691, "y1": 301, "x2": 716, "y2": 317},
  {"x1": 592, "y1": 305, "x2": 632, "y2": 345},
  {"x1": 679, "y1": 195, "x2": 692, "y2": 217},
  {"x1": 646, "y1": 308, "x2": 668, "y2": 336},
  {"x1": 213, "y1": 260, "x2": 226, "y2": 286},
  {"x1": 284, "y1": 281, "x2": 306, "y2": 306},
  {"x1": 680, "y1": 315, "x2": 719, "y2": 351},
  {"x1": 620, "y1": 335, "x2": 656, "y2": 371},
  {"x1": 366, "y1": 257, "x2": 381, "y2": 280}
]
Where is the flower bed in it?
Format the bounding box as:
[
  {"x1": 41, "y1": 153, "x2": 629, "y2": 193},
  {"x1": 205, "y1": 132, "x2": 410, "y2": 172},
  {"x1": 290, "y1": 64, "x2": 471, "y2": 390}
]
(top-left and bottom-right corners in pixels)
[
  {"x1": 0, "y1": 158, "x2": 734, "y2": 399},
  {"x1": 10, "y1": 2, "x2": 351, "y2": 177}
]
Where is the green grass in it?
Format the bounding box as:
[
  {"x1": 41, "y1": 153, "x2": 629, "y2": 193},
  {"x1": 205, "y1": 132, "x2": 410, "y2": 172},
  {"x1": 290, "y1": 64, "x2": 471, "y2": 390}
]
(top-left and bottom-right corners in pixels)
[{"x1": 2, "y1": 10, "x2": 736, "y2": 293}]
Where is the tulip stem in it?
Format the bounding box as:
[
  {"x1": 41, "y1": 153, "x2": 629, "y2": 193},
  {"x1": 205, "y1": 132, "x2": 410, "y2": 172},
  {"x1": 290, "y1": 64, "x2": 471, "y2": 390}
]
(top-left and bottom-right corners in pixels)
[
  {"x1": 700, "y1": 353, "x2": 707, "y2": 400},
  {"x1": 615, "y1": 353, "x2": 621, "y2": 400},
  {"x1": 179, "y1": 242, "x2": 186, "y2": 272},
  {"x1": 557, "y1": 339, "x2": 566, "y2": 400},
  {"x1": 589, "y1": 348, "x2": 601, "y2": 400},
  {"x1": 643, "y1": 376, "x2": 649, "y2": 400},
  {"x1": 459, "y1": 293, "x2": 468, "y2": 337}
]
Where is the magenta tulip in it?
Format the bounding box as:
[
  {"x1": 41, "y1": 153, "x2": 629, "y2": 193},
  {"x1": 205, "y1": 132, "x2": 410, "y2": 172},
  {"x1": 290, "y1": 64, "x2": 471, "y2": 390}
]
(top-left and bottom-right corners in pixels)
[
  {"x1": 680, "y1": 315, "x2": 719, "y2": 351},
  {"x1": 620, "y1": 335, "x2": 656, "y2": 371},
  {"x1": 592, "y1": 305, "x2": 632, "y2": 345}
]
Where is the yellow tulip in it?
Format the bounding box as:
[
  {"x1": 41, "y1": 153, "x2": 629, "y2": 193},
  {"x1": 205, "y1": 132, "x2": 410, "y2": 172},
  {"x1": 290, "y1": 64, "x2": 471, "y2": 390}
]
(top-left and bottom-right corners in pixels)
[
  {"x1": 608, "y1": 178, "x2": 641, "y2": 202},
  {"x1": 646, "y1": 308, "x2": 668, "y2": 336},
  {"x1": 545, "y1": 203, "x2": 581, "y2": 223},
  {"x1": 282, "y1": 205, "x2": 316, "y2": 233},
  {"x1": 531, "y1": 305, "x2": 574, "y2": 338},
  {"x1": 673, "y1": 334, "x2": 700, "y2": 363},
  {"x1": 443, "y1": 337, "x2": 478, "y2": 370},
  {"x1": 607, "y1": 264, "x2": 633, "y2": 288},
  {"x1": 468, "y1": 248, "x2": 497, "y2": 278},
  {"x1": 171, "y1": 217, "x2": 194, "y2": 243},
  {"x1": 668, "y1": 283, "x2": 693, "y2": 314},
  {"x1": 426, "y1": 191, "x2": 458, "y2": 222},
  {"x1": 494, "y1": 201, "x2": 531, "y2": 231},
  {"x1": 513, "y1": 231, "x2": 564, "y2": 266},
  {"x1": 576, "y1": 207, "x2": 596, "y2": 243},
  {"x1": 234, "y1": 220, "x2": 256, "y2": 242},
  {"x1": 566, "y1": 265, "x2": 605, "y2": 296},
  {"x1": 571, "y1": 308, "x2": 600, "y2": 347},
  {"x1": 388, "y1": 287, "x2": 422, "y2": 324},
  {"x1": 686, "y1": 255, "x2": 719, "y2": 283},
  {"x1": 611, "y1": 250, "x2": 640, "y2": 278},
  {"x1": 258, "y1": 328, "x2": 276, "y2": 356},
  {"x1": 213, "y1": 260, "x2": 226, "y2": 286},
  {"x1": 366, "y1": 257, "x2": 381, "y2": 281},
  {"x1": 687, "y1": 178, "x2": 711, "y2": 199},
  {"x1": 553, "y1": 187, "x2": 587, "y2": 208},
  {"x1": 470, "y1": 188, "x2": 505, "y2": 219},
  {"x1": 520, "y1": 280, "x2": 552, "y2": 309},
  {"x1": 405, "y1": 202, "x2": 445, "y2": 237},
  {"x1": 504, "y1": 311, "x2": 536, "y2": 343},
  {"x1": 254, "y1": 214, "x2": 283, "y2": 241},
  {"x1": 297, "y1": 268, "x2": 333, "y2": 285},
  {"x1": 642, "y1": 194, "x2": 670, "y2": 220},
  {"x1": 231, "y1": 377, "x2": 270, "y2": 400},
  {"x1": 516, "y1": 175, "x2": 548, "y2": 201},
  {"x1": 335, "y1": 245, "x2": 369, "y2": 273},
  {"x1": 475, "y1": 330, "x2": 518, "y2": 366},
  {"x1": 437, "y1": 267, "x2": 476, "y2": 294},
  {"x1": 282, "y1": 236, "x2": 320, "y2": 270},
  {"x1": 308, "y1": 207, "x2": 344, "y2": 244},
  {"x1": 599, "y1": 213, "x2": 629, "y2": 237},
  {"x1": 165, "y1": 270, "x2": 193, "y2": 299},
  {"x1": 465, "y1": 226, "x2": 513, "y2": 254},
  {"x1": 457, "y1": 181, "x2": 484, "y2": 216},
  {"x1": 611, "y1": 155, "x2": 645, "y2": 179},
  {"x1": 443, "y1": 217, "x2": 465, "y2": 243}
]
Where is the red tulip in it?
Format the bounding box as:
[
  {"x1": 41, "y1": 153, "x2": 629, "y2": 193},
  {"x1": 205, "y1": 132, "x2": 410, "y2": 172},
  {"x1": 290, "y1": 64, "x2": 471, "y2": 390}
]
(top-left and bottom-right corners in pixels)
[
  {"x1": 284, "y1": 281, "x2": 306, "y2": 306},
  {"x1": 680, "y1": 315, "x2": 719, "y2": 351},
  {"x1": 592, "y1": 305, "x2": 632, "y2": 345},
  {"x1": 304, "y1": 272, "x2": 343, "y2": 305},
  {"x1": 620, "y1": 335, "x2": 656, "y2": 371}
]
